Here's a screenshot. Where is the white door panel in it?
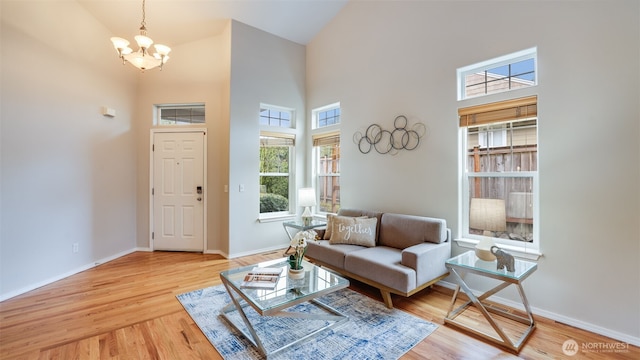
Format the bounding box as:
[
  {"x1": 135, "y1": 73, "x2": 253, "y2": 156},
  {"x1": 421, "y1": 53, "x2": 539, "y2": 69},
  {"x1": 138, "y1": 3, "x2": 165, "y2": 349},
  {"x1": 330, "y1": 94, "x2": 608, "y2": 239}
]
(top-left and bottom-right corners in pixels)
[{"x1": 153, "y1": 132, "x2": 205, "y2": 251}]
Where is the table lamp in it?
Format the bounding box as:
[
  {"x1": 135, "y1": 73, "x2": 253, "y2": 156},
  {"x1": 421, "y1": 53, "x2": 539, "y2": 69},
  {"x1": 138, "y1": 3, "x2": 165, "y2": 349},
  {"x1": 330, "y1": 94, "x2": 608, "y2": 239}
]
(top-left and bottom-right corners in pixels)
[{"x1": 298, "y1": 188, "x2": 316, "y2": 226}]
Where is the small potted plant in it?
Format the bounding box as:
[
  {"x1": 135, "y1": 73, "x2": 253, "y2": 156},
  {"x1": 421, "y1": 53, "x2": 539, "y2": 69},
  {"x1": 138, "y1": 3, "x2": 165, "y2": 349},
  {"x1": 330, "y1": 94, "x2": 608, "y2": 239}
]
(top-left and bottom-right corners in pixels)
[{"x1": 288, "y1": 230, "x2": 315, "y2": 279}]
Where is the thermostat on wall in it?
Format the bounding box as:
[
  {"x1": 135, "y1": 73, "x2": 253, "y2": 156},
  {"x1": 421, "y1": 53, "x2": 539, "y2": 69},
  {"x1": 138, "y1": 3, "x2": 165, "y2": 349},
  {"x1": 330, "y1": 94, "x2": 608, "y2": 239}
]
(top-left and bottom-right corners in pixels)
[{"x1": 101, "y1": 106, "x2": 116, "y2": 117}]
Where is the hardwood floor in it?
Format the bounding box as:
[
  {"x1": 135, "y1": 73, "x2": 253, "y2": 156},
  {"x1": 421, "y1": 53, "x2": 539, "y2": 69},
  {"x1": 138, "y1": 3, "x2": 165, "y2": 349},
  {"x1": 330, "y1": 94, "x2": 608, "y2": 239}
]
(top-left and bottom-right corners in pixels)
[{"x1": 1, "y1": 251, "x2": 637, "y2": 359}]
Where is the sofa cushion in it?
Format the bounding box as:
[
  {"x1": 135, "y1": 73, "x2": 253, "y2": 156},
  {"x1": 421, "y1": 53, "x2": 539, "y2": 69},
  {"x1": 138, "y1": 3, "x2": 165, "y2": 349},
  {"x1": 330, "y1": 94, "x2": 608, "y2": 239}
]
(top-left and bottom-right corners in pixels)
[
  {"x1": 330, "y1": 216, "x2": 377, "y2": 247},
  {"x1": 379, "y1": 213, "x2": 448, "y2": 249},
  {"x1": 305, "y1": 240, "x2": 363, "y2": 269},
  {"x1": 344, "y1": 247, "x2": 416, "y2": 293}
]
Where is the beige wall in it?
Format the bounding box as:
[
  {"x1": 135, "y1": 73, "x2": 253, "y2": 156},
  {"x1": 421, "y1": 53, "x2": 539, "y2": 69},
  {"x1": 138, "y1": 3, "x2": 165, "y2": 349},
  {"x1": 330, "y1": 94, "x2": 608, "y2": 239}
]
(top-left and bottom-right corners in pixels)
[
  {"x1": 307, "y1": 0, "x2": 639, "y2": 344},
  {"x1": 1, "y1": 1, "x2": 138, "y2": 297},
  {"x1": 0, "y1": 3, "x2": 305, "y2": 300}
]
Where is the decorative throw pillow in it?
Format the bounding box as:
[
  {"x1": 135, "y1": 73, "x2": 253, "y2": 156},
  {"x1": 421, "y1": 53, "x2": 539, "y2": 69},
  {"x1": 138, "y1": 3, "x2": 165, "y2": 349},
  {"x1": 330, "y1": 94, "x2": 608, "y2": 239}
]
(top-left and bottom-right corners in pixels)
[
  {"x1": 323, "y1": 214, "x2": 336, "y2": 240},
  {"x1": 324, "y1": 215, "x2": 368, "y2": 240},
  {"x1": 330, "y1": 216, "x2": 377, "y2": 247}
]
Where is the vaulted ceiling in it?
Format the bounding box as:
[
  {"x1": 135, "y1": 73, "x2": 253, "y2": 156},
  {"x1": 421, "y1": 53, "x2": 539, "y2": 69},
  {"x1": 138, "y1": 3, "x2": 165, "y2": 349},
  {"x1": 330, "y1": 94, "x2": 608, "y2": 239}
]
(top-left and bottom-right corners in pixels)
[{"x1": 78, "y1": 0, "x2": 349, "y2": 46}]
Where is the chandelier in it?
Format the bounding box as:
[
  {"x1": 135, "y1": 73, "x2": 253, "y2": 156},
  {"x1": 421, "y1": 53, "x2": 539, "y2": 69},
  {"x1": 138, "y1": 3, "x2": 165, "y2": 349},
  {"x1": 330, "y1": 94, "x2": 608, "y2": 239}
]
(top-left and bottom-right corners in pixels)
[{"x1": 110, "y1": 0, "x2": 171, "y2": 71}]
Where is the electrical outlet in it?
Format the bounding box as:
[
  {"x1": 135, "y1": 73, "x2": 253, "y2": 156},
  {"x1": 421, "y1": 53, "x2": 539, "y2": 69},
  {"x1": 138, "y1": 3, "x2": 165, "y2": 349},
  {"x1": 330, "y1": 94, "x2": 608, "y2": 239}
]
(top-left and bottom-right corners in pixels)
[{"x1": 72, "y1": 243, "x2": 79, "y2": 253}]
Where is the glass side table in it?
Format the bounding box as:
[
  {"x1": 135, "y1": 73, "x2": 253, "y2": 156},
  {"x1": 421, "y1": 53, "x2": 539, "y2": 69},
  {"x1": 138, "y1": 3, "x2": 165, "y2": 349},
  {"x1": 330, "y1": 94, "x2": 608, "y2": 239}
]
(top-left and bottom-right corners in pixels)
[
  {"x1": 282, "y1": 219, "x2": 327, "y2": 241},
  {"x1": 282, "y1": 220, "x2": 327, "y2": 257},
  {"x1": 445, "y1": 250, "x2": 537, "y2": 353}
]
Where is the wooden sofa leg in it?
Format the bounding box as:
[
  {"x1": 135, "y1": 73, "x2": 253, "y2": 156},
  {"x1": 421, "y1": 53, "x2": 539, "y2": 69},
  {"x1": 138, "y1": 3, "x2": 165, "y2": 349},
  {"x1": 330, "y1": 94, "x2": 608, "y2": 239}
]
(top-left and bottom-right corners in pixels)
[{"x1": 381, "y1": 290, "x2": 393, "y2": 309}]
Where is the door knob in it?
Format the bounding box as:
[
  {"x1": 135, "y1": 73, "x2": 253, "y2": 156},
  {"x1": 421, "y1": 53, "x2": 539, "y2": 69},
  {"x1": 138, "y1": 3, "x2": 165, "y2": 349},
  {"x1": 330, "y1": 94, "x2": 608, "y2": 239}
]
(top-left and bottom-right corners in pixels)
[{"x1": 197, "y1": 197, "x2": 202, "y2": 201}]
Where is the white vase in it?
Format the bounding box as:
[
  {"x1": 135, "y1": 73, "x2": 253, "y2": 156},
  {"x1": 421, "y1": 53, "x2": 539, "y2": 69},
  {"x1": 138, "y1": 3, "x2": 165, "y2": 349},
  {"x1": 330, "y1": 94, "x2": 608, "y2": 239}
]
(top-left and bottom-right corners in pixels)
[{"x1": 288, "y1": 267, "x2": 305, "y2": 280}]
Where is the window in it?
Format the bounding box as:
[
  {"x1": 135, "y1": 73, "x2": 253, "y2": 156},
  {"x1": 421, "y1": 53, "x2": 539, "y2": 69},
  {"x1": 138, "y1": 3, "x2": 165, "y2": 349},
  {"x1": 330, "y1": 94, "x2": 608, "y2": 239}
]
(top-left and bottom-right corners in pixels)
[
  {"x1": 312, "y1": 103, "x2": 341, "y2": 213},
  {"x1": 259, "y1": 133, "x2": 294, "y2": 216},
  {"x1": 260, "y1": 105, "x2": 293, "y2": 128},
  {"x1": 156, "y1": 104, "x2": 205, "y2": 125},
  {"x1": 457, "y1": 48, "x2": 537, "y2": 100},
  {"x1": 313, "y1": 103, "x2": 341, "y2": 129},
  {"x1": 259, "y1": 104, "x2": 295, "y2": 218},
  {"x1": 314, "y1": 132, "x2": 340, "y2": 214},
  {"x1": 459, "y1": 96, "x2": 539, "y2": 253}
]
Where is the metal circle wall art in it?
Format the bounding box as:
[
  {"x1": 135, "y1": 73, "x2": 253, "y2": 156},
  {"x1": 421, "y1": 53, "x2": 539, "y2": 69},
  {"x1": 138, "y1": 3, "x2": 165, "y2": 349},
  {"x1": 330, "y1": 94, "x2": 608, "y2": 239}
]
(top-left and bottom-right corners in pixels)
[{"x1": 353, "y1": 115, "x2": 426, "y2": 155}]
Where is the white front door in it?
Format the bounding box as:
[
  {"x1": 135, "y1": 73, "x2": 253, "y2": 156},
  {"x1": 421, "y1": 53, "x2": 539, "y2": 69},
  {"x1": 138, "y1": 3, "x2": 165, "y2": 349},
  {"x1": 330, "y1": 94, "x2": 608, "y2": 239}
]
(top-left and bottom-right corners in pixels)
[{"x1": 152, "y1": 131, "x2": 205, "y2": 251}]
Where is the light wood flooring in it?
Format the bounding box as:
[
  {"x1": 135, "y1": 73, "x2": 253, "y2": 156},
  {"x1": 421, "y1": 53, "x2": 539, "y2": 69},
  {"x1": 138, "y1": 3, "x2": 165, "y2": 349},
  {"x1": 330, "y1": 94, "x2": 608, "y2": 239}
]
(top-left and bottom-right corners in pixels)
[{"x1": 1, "y1": 251, "x2": 638, "y2": 359}]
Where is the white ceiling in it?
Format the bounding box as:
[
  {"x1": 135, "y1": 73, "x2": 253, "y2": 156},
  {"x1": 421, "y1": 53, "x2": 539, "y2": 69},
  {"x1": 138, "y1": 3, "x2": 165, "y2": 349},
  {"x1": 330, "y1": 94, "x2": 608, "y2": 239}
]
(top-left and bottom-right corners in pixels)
[{"x1": 78, "y1": 0, "x2": 349, "y2": 46}]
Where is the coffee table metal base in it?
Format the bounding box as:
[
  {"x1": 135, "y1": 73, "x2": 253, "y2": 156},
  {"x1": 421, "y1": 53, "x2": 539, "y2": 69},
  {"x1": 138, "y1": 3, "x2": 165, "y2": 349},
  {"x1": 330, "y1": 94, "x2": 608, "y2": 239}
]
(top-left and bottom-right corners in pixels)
[{"x1": 220, "y1": 282, "x2": 349, "y2": 359}]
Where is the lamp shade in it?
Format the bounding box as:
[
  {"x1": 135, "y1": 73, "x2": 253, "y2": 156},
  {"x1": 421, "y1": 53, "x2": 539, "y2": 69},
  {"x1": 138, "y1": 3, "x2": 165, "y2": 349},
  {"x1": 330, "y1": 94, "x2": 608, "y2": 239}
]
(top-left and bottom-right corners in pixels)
[
  {"x1": 134, "y1": 35, "x2": 154, "y2": 49},
  {"x1": 469, "y1": 198, "x2": 506, "y2": 232},
  {"x1": 154, "y1": 44, "x2": 171, "y2": 56},
  {"x1": 110, "y1": 37, "x2": 130, "y2": 50},
  {"x1": 298, "y1": 188, "x2": 316, "y2": 207}
]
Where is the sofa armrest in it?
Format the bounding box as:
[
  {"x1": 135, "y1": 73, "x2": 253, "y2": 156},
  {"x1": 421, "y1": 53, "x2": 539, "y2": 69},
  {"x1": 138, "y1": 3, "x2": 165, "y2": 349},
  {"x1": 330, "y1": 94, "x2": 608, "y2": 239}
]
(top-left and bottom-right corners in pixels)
[{"x1": 401, "y1": 241, "x2": 451, "y2": 286}]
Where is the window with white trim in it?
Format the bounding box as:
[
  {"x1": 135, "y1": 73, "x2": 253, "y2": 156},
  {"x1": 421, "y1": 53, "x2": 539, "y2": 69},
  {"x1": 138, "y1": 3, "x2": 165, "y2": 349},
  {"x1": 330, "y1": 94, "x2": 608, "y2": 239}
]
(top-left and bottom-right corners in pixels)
[
  {"x1": 259, "y1": 132, "x2": 294, "y2": 216},
  {"x1": 156, "y1": 104, "x2": 205, "y2": 125},
  {"x1": 313, "y1": 103, "x2": 341, "y2": 129},
  {"x1": 260, "y1": 105, "x2": 293, "y2": 128},
  {"x1": 314, "y1": 132, "x2": 340, "y2": 214},
  {"x1": 312, "y1": 103, "x2": 341, "y2": 214},
  {"x1": 459, "y1": 96, "x2": 539, "y2": 252},
  {"x1": 457, "y1": 47, "x2": 537, "y2": 100},
  {"x1": 258, "y1": 104, "x2": 295, "y2": 217}
]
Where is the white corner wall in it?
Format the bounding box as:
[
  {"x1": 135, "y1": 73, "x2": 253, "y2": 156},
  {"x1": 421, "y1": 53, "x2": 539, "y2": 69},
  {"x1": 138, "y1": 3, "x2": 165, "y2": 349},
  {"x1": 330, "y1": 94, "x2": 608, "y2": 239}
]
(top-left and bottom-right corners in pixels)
[
  {"x1": 1, "y1": 2, "x2": 138, "y2": 298},
  {"x1": 228, "y1": 21, "x2": 306, "y2": 257},
  {"x1": 307, "y1": 0, "x2": 639, "y2": 345}
]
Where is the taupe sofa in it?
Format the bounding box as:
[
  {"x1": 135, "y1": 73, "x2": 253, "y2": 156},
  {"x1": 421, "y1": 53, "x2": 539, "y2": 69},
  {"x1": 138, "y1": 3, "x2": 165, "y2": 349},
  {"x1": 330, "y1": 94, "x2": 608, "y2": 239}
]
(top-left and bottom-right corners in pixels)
[{"x1": 305, "y1": 209, "x2": 451, "y2": 308}]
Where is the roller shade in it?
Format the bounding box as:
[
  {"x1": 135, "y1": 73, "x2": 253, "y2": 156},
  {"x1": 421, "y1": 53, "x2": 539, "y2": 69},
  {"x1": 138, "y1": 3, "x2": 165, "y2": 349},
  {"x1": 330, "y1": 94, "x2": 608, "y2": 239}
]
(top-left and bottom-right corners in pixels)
[
  {"x1": 260, "y1": 132, "x2": 295, "y2": 146},
  {"x1": 313, "y1": 131, "x2": 340, "y2": 147},
  {"x1": 459, "y1": 95, "x2": 537, "y2": 127}
]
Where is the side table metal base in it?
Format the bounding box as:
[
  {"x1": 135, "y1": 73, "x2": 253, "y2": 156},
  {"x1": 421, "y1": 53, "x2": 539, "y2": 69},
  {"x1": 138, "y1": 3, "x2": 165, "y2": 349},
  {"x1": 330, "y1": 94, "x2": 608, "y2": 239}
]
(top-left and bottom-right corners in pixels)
[{"x1": 445, "y1": 267, "x2": 536, "y2": 353}]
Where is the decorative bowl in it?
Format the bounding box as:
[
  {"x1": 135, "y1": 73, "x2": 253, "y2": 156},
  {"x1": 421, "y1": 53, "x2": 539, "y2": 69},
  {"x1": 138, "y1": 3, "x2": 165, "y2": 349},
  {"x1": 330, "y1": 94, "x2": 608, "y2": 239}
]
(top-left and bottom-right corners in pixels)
[
  {"x1": 475, "y1": 246, "x2": 496, "y2": 261},
  {"x1": 475, "y1": 238, "x2": 496, "y2": 261}
]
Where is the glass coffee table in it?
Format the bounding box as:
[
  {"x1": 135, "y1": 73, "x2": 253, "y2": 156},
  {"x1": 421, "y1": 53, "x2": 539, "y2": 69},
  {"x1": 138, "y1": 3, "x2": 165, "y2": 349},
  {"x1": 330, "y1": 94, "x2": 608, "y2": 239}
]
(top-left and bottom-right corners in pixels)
[
  {"x1": 219, "y1": 258, "x2": 349, "y2": 358},
  {"x1": 445, "y1": 251, "x2": 537, "y2": 353}
]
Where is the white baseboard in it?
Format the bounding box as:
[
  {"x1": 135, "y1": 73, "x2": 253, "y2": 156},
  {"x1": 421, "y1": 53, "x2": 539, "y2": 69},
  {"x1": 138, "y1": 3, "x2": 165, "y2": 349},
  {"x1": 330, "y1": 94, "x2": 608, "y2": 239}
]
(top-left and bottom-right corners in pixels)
[
  {"x1": 203, "y1": 249, "x2": 228, "y2": 257},
  {"x1": 0, "y1": 248, "x2": 138, "y2": 302},
  {"x1": 436, "y1": 280, "x2": 640, "y2": 347}
]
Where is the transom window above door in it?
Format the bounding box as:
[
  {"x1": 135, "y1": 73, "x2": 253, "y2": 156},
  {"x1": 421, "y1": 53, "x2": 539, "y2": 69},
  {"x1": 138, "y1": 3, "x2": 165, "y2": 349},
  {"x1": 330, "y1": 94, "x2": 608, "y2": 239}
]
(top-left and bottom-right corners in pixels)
[{"x1": 155, "y1": 104, "x2": 205, "y2": 125}]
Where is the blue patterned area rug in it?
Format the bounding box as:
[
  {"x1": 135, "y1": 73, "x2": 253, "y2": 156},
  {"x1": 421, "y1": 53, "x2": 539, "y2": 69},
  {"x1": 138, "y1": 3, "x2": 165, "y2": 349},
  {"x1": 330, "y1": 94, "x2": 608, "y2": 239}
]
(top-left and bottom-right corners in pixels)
[{"x1": 177, "y1": 285, "x2": 437, "y2": 359}]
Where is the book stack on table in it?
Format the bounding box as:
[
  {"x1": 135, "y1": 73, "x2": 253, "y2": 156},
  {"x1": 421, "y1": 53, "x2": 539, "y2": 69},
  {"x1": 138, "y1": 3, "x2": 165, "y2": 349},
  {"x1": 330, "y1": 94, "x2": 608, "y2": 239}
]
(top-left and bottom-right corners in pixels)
[{"x1": 240, "y1": 267, "x2": 284, "y2": 289}]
